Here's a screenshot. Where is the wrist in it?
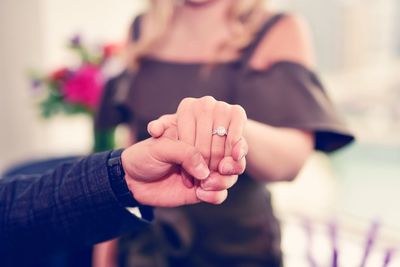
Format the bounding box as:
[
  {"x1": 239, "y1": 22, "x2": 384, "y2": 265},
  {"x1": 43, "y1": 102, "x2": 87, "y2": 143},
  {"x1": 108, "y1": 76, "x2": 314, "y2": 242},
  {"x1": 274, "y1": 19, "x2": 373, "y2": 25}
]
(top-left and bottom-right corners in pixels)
[
  {"x1": 107, "y1": 149, "x2": 139, "y2": 207},
  {"x1": 120, "y1": 147, "x2": 151, "y2": 206}
]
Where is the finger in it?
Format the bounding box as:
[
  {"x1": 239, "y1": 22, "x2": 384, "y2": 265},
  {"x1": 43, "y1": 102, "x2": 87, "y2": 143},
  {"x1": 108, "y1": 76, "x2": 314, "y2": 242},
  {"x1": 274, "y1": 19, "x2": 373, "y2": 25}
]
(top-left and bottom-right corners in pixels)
[
  {"x1": 196, "y1": 188, "x2": 228, "y2": 205},
  {"x1": 218, "y1": 156, "x2": 246, "y2": 176},
  {"x1": 209, "y1": 101, "x2": 231, "y2": 171},
  {"x1": 200, "y1": 172, "x2": 238, "y2": 191},
  {"x1": 151, "y1": 138, "x2": 210, "y2": 180},
  {"x1": 147, "y1": 114, "x2": 177, "y2": 138},
  {"x1": 194, "y1": 97, "x2": 215, "y2": 166},
  {"x1": 231, "y1": 137, "x2": 248, "y2": 162},
  {"x1": 225, "y1": 105, "x2": 247, "y2": 158},
  {"x1": 162, "y1": 126, "x2": 193, "y2": 187},
  {"x1": 163, "y1": 125, "x2": 178, "y2": 140},
  {"x1": 147, "y1": 120, "x2": 164, "y2": 138},
  {"x1": 181, "y1": 169, "x2": 194, "y2": 188},
  {"x1": 177, "y1": 98, "x2": 196, "y2": 145},
  {"x1": 177, "y1": 98, "x2": 198, "y2": 187}
]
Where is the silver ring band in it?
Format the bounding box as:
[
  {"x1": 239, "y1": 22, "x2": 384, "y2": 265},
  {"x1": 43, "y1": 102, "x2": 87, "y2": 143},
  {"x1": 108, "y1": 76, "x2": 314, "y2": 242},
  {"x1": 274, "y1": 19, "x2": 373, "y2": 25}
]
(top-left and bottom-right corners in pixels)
[{"x1": 212, "y1": 126, "x2": 228, "y2": 137}]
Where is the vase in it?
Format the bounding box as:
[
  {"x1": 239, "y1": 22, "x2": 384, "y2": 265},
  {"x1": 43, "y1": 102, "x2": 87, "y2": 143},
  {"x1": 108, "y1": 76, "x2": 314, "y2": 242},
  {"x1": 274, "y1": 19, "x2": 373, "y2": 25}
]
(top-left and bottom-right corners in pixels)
[{"x1": 93, "y1": 128, "x2": 115, "y2": 152}]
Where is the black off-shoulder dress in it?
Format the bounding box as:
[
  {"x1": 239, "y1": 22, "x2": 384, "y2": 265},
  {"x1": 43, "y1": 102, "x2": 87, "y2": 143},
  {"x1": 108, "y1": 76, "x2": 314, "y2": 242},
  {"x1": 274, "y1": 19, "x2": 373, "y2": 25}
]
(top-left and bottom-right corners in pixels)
[{"x1": 96, "y1": 14, "x2": 354, "y2": 267}]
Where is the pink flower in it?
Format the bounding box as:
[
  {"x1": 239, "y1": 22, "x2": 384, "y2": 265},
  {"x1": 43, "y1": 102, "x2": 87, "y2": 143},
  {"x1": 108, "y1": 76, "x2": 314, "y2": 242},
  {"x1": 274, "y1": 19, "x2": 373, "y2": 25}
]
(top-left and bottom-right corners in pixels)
[{"x1": 62, "y1": 64, "x2": 104, "y2": 110}]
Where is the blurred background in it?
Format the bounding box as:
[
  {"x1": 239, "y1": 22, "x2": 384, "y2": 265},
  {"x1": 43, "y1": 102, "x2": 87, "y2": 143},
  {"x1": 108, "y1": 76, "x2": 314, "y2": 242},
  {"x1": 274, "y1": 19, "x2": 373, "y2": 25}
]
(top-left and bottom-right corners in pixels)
[{"x1": 1, "y1": 0, "x2": 399, "y2": 266}]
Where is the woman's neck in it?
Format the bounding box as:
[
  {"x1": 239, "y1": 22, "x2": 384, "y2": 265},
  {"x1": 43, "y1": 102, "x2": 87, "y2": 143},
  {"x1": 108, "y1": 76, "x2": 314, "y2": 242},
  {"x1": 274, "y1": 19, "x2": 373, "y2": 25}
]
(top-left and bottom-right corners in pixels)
[
  {"x1": 173, "y1": 0, "x2": 231, "y2": 39},
  {"x1": 149, "y1": 0, "x2": 238, "y2": 61}
]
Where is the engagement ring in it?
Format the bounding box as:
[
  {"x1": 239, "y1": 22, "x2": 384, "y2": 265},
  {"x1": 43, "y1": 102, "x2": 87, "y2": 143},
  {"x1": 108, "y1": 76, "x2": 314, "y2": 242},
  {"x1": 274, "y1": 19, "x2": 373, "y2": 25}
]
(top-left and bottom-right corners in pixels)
[{"x1": 212, "y1": 126, "x2": 228, "y2": 137}]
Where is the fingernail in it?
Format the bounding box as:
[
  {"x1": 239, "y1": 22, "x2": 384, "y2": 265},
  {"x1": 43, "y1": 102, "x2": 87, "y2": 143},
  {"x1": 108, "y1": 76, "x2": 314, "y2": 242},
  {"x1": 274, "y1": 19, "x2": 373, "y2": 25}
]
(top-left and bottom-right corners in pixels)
[
  {"x1": 222, "y1": 163, "x2": 234, "y2": 174},
  {"x1": 195, "y1": 163, "x2": 210, "y2": 179},
  {"x1": 196, "y1": 188, "x2": 206, "y2": 201},
  {"x1": 147, "y1": 122, "x2": 154, "y2": 133},
  {"x1": 239, "y1": 148, "x2": 246, "y2": 160}
]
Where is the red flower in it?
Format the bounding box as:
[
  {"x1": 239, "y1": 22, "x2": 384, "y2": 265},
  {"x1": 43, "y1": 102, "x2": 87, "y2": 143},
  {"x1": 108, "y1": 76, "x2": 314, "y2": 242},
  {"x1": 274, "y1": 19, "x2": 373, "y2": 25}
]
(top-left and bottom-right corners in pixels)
[
  {"x1": 103, "y1": 43, "x2": 122, "y2": 59},
  {"x1": 50, "y1": 67, "x2": 71, "y2": 81},
  {"x1": 62, "y1": 64, "x2": 104, "y2": 110}
]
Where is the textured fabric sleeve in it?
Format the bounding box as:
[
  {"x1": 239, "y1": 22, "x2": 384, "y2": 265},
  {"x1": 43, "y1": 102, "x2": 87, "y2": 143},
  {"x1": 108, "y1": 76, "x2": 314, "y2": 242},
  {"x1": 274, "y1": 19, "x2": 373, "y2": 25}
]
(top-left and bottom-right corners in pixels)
[
  {"x1": 235, "y1": 61, "x2": 354, "y2": 152},
  {"x1": 0, "y1": 151, "x2": 149, "y2": 258}
]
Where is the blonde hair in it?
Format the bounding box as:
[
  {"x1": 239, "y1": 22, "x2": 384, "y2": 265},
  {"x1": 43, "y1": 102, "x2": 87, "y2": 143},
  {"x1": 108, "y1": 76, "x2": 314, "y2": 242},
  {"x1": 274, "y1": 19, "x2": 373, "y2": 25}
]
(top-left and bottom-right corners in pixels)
[{"x1": 127, "y1": 0, "x2": 267, "y2": 70}]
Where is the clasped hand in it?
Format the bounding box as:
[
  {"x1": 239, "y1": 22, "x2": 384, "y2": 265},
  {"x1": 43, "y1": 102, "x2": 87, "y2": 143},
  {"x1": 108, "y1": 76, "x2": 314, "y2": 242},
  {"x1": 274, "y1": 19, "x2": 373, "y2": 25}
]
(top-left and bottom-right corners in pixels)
[{"x1": 122, "y1": 96, "x2": 248, "y2": 207}]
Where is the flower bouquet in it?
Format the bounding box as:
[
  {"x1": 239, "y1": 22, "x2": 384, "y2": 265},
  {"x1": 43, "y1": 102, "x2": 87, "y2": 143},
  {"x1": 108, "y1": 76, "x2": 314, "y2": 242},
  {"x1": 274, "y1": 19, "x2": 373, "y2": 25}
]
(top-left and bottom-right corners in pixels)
[{"x1": 31, "y1": 35, "x2": 122, "y2": 151}]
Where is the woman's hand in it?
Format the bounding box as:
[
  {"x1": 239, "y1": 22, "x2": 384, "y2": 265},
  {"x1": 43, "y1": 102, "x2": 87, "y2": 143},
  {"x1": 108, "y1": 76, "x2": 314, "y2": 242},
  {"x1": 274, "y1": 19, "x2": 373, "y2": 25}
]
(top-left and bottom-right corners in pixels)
[{"x1": 147, "y1": 96, "x2": 248, "y2": 181}]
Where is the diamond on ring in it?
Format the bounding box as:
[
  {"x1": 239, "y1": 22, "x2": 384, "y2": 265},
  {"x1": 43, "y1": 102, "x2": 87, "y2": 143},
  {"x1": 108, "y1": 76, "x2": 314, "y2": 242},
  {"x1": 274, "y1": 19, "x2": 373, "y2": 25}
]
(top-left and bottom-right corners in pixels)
[{"x1": 212, "y1": 126, "x2": 228, "y2": 137}]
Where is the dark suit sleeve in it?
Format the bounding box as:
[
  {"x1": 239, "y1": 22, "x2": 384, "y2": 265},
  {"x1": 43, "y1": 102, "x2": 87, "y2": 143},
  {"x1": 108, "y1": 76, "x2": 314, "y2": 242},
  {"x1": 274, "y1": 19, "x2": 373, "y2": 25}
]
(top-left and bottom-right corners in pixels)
[{"x1": 0, "y1": 151, "x2": 149, "y2": 255}]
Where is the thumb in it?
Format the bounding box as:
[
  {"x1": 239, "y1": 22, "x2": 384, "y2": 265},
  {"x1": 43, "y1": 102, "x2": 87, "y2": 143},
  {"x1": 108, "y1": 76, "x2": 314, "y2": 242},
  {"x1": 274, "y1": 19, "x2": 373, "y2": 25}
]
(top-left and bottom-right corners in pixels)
[{"x1": 151, "y1": 138, "x2": 210, "y2": 180}]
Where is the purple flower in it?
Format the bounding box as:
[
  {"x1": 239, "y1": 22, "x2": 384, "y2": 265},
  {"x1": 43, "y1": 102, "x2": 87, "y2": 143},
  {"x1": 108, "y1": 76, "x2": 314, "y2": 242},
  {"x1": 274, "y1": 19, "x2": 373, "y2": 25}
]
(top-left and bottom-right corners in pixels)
[
  {"x1": 359, "y1": 221, "x2": 380, "y2": 267},
  {"x1": 328, "y1": 221, "x2": 339, "y2": 267},
  {"x1": 31, "y1": 79, "x2": 41, "y2": 89},
  {"x1": 70, "y1": 34, "x2": 81, "y2": 47},
  {"x1": 382, "y1": 248, "x2": 395, "y2": 267},
  {"x1": 302, "y1": 219, "x2": 320, "y2": 267}
]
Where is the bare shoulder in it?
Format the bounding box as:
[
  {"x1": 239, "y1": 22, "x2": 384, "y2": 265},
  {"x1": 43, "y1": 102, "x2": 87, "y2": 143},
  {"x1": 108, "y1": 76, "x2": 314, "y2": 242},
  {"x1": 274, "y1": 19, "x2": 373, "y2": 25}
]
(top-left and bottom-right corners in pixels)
[{"x1": 249, "y1": 13, "x2": 316, "y2": 70}]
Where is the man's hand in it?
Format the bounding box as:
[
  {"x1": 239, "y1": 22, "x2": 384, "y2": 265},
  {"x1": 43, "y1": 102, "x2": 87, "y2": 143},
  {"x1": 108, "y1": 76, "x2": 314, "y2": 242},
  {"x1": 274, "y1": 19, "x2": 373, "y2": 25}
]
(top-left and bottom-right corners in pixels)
[{"x1": 121, "y1": 136, "x2": 236, "y2": 207}]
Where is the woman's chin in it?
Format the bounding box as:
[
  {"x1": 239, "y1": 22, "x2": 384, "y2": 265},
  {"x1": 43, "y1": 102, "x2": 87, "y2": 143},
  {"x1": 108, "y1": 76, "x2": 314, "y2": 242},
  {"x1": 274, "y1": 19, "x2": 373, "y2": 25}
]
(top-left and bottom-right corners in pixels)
[{"x1": 184, "y1": 0, "x2": 219, "y2": 7}]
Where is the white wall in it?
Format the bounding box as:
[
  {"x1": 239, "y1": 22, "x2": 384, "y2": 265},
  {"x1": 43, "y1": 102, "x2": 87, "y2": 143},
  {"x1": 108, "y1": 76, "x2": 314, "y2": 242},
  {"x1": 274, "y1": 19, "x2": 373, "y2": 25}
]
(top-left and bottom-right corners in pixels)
[
  {"x1": 272, "y1": 0, "x2": 399, "y2": 70},
  {"x1": 0, "y1": 0, "x2": 45, "y2": 172},
  {"x1": 0, "y1": 0, "x2": 145, "y2": 172},
  {"x1": 41, "y1": 0, "x2": 145, "y2": 68}
]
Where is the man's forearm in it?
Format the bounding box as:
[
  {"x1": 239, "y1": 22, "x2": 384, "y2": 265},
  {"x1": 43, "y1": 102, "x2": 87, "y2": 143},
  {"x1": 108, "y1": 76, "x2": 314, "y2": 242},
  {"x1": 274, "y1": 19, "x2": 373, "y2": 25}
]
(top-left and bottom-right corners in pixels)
[{"x1": 0, "y1": 151, "x2": 148, "y2": 254}]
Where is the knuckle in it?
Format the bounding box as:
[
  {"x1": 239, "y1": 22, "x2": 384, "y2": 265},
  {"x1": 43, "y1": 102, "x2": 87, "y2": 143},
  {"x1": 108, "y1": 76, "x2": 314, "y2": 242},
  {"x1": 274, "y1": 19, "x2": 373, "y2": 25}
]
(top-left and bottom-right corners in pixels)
[
  {"x1": 216, "y1": 100, "x2": 230, "y2": 109},
  {"x1": 226, "y1": 136, "x2": 235, "y2": 147},
  {"x1": 192, "y1": 149, "x2": 203, "y2": 160},
  {"x1": 158, "y1": 114, "x2": 170, "y2": 124},
  {"x1": 232, "y1": 105, "x2": 247, "y2": 120},
  {"x1": 186, "y1": 148, "x2": 201, "y2": 165},
  {"x1": 214, "y1": 101, "x2": 231, "y2": 115},
  {"x1": 198, "y1": 147, "x2": 211, "y2": 162},
  {"x1": 198, "y1": 97, "x2": 215, "y2": 113},
  {"x1": 214, "y1": 150, "x2": 225, "y2": 161},
  {"x1": 199, "y1": 102, "x2": 214, "y2": 114},
  {"x1": 201, "y1": 95, "x2": 216, "y2": 103},
  {"x1": 178, "y1": 97, "x2": 194, "y2": 110},
  {"x1": 211, "y1": 145, "x2": 225, "y2": 159}
]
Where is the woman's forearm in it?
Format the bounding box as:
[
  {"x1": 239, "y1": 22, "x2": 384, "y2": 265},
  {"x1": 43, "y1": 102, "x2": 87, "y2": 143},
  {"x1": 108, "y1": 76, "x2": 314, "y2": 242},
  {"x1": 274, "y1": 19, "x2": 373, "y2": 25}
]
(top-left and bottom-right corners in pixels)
[{"x1": 244, "y1": 119, "x2": 314, "y2": 182}]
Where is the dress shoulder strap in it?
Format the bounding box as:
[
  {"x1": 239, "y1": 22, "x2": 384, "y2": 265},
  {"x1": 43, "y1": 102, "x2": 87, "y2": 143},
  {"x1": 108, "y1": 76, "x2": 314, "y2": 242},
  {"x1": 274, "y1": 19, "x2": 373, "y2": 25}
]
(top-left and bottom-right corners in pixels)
[
  {"x1": 240, "y1": 13, "x2": 286, "y2": 67},
  {"x1": 131, "y1": 14, "x2": 143, "y2": 41}
]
